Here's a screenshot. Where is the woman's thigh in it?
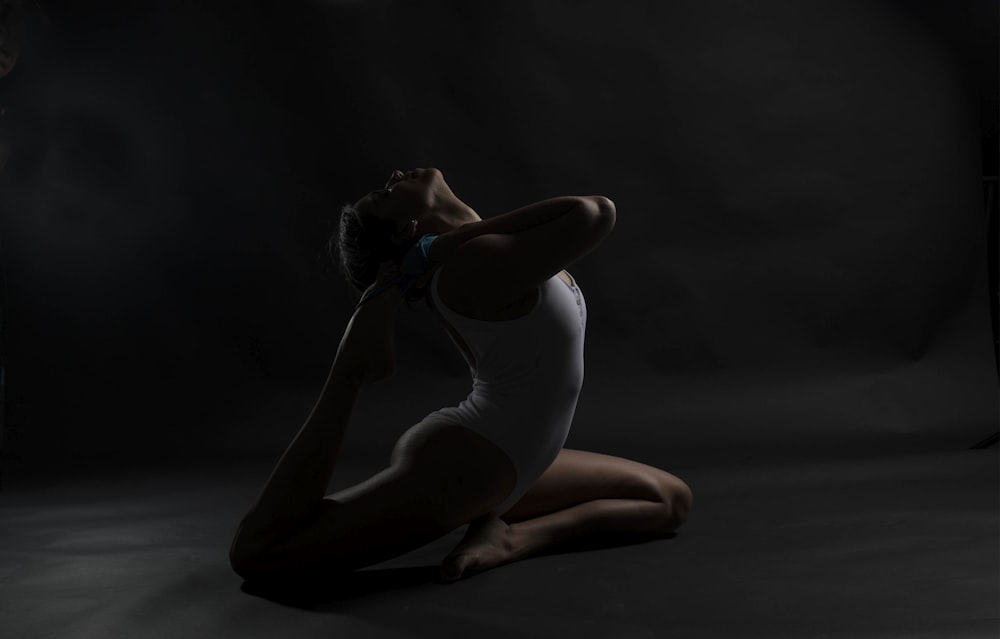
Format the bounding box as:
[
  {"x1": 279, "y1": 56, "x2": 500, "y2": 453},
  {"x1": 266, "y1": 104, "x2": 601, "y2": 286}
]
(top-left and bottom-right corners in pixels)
[
  {"x1": 389, "y1": 416, "x2": 518, "y2": 501},
  {"x1": 498, "y1": 448, "x2": 693, "y2": 524},
  {"x1": 331, "y1": 418, "x2": 516, "y2": 536}
]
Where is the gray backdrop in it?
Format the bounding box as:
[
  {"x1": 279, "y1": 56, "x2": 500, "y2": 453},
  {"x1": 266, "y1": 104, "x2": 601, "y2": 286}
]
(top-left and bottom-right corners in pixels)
[{"x1": 0, "y1": 0, "x2": 996, "y2": 471}]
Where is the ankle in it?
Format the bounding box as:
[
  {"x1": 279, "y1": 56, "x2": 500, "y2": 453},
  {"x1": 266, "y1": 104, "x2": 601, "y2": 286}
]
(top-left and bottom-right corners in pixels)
[{"x1": 506, "y1": 522, "x2": 534, "y2": 561}]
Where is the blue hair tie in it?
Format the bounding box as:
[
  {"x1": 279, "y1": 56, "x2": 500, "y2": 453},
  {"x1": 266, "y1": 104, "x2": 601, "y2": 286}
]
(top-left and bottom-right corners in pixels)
[
  {"x1": 400, "y1": 233, "x2": 438, "y2": 281},
  {"x1": 356, "y1": 234, "x2": 439, "y2": 308}
]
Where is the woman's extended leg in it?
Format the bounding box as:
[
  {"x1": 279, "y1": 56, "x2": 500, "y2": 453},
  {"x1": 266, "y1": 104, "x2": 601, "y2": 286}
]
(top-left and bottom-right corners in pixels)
[
  {"x1": 229, "y1": 281, "x2": 517, "y2": 582},
  {"x1": 230, "y1": 284, "x2": 401, "y2": 563}
]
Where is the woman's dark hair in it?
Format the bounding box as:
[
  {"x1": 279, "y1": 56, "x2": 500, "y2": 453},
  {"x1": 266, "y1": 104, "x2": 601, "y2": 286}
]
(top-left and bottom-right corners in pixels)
[{"x1": 329, "y1": 202, "x2": 429, "y2": 310}]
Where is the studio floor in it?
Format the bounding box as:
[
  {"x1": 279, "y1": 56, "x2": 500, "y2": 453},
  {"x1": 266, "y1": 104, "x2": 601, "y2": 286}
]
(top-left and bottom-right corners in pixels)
[{"x1": 1, "y1": 447, "x2": 997, "y2": 639}]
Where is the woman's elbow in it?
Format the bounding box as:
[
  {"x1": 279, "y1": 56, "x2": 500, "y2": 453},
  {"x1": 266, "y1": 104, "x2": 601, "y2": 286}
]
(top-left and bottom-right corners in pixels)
[
  {"x1": 583, "y1": 195, "x2": 615, "y2": 217},
  {"x1": 586, "y1": 196, "x2": 616, "y2": 230},
  {"x1": 592, "y1": 196, "x2": 615, "y2": 215}
]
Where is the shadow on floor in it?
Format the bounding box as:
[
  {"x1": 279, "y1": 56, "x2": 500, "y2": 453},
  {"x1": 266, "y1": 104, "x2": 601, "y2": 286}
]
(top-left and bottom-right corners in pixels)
[
  {"x1": 240, "y1": 565, "x2": 442, "y2": 608},
  {"x1": 240, "y1": 531, "x2": 677, "y2": 609}
]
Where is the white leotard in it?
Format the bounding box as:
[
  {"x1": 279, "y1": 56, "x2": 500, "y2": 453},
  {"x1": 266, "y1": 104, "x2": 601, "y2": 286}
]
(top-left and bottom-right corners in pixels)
[{"x1": 424, "y1": 267, "x2": 587, "y2": 516}]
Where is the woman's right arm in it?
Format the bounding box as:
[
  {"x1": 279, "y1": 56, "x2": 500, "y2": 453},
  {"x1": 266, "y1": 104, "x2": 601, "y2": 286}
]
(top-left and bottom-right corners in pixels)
[{"x1": 429, "y1": 196, "x2": 612, "y2": 264}]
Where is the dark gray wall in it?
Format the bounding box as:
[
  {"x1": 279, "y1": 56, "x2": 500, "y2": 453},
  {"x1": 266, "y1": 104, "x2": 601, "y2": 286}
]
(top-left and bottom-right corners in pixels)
[{"x1": 0, "y1": 0, "x2": 996, "y2": 468}]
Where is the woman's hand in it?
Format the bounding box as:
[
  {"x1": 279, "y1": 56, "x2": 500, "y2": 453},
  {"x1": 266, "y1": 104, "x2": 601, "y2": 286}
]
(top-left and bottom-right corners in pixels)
[{"x1": 427, "y1": 222, "x2": 482, "y2": 265}]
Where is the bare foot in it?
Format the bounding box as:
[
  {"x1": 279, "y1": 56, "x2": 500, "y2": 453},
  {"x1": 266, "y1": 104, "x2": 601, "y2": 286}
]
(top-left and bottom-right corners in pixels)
[{"x1": 439, "y1": 514, "x2": 518, "y2": 583}]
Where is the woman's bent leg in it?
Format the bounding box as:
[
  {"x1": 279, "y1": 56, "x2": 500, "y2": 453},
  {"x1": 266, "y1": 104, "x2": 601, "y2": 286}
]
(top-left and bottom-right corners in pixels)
[{"x1": 439, "y1": 447, "x2": 693, "y2": 581}]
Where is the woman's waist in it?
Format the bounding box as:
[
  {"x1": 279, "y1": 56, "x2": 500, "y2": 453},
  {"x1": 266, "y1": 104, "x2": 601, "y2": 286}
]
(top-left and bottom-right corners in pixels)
[{"x1": 471, "y1": 367, "x2": 583, "y2": 403}]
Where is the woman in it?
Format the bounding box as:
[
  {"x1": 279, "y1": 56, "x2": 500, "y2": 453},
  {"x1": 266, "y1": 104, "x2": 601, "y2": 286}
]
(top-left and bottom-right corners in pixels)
[{"x1": 229, "y1": 168, "x2": 693, "y2": 584}]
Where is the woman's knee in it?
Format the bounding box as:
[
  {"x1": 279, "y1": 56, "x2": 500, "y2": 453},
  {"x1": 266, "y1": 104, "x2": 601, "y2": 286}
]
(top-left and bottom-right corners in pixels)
[
  {"x1": 229, "y1": 517, "x2": 269, "y2": 580},
  {"x1": 643, "y1": 470, "x2": 692, "y2": 532},
  {"x1": 662, "y1": 477, "x2": 693, "y2": 530},
  {"x1": 230, "y1": 536, "x2": 271, "y2": 582}
]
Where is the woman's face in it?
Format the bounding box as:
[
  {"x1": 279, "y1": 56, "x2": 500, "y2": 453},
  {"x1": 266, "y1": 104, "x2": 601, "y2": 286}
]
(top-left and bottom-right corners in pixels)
[{"x1": 356, "y1": 168, "x2": 442, "y2": 244}]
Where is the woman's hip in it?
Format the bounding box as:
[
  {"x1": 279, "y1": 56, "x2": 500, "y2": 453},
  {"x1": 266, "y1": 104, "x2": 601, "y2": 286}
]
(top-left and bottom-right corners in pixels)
[{"x1": 389, "y1": 414, "x2": 518, "y2": 512}]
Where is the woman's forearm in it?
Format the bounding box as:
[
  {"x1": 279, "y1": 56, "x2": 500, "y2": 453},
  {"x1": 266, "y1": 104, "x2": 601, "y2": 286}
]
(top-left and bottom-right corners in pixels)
[
  {"x1": 431, "y1": 196, "x2": 607, "y2": 263},
  {"x1": 476, "y1": 196, "x2": 595, "y2": 235}
]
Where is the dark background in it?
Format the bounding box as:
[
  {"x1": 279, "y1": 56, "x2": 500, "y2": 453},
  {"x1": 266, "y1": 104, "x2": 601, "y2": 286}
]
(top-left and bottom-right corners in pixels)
[{"x1": 0, "y1": 0, "x2": 996, "y2": 474}]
